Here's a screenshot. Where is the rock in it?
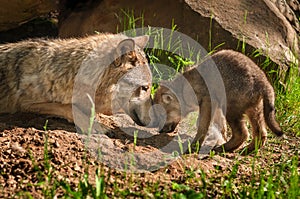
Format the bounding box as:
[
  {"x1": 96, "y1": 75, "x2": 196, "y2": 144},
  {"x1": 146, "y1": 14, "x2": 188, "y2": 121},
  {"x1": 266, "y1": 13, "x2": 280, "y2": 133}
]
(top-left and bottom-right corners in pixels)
[
  {"x1": 0, "y1": 0, "x2": 58, "y2": 32},
  {"x1": 186, "y1": 0, "x2": 299, "y2": 69},
  {"x1": 271, "y1": 0, "x2": 300, "y2": 32},
  {"x1": 59, "y1": 0, "x2": 299, "y2": 72}
]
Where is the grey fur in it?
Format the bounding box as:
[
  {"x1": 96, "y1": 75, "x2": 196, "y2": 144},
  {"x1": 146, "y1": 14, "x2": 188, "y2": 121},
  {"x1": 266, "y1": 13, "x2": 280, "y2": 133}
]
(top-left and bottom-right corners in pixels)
[{"x1": 0, "y1": 33, "x2": 152, "y2": 126}]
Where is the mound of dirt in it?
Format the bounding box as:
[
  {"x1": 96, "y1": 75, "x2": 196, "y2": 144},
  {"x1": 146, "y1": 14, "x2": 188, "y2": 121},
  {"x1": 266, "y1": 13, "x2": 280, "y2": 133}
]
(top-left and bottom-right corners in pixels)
[{"x1": 0, "y1": 112, "x2": 298, "y2": 197}]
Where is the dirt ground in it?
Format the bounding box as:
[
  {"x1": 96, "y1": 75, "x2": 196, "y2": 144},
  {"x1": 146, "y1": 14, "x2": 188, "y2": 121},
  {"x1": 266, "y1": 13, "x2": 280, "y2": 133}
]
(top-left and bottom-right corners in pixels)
[
  {"x1": 0, "y1": 112, "x2": 299, "y2": 198},
  {"x1": 0, "y1": 112, "x2": 190, "y2": 197}
]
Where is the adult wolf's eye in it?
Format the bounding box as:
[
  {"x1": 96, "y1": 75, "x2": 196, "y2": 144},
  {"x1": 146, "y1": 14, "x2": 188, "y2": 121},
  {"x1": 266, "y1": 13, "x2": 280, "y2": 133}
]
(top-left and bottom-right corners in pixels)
[
  {"x1": 141, "y1": 86, "x2": 149, "y2": 91},
  {"x1": 114, "y1": 57, "x2": 122, "y2": 67}
]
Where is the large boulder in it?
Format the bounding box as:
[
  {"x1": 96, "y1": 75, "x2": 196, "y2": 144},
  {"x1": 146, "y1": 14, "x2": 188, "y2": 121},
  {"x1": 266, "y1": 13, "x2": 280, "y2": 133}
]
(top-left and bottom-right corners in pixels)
[
  {"x1": 59, "y1": 0, "x2": 299, "y2": 72},
  {"x1": 185, "y1": 0, "x2": 299, "y2": 70}
]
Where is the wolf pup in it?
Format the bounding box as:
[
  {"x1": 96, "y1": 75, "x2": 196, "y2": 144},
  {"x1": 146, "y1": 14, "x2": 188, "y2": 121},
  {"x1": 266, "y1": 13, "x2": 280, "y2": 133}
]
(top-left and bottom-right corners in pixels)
[
  {"x1": 154, "y1": 49, "x2": 284, "y2": 153},
  {"x1": 0, "y1": 33, "x2": 153, "y2": 127}
]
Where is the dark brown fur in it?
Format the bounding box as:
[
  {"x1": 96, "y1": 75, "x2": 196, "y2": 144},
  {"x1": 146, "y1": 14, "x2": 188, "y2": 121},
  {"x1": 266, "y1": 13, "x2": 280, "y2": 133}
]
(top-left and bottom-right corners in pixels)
[{"x1": 154, "y1": 50, "x2": 284, "y2": 153}]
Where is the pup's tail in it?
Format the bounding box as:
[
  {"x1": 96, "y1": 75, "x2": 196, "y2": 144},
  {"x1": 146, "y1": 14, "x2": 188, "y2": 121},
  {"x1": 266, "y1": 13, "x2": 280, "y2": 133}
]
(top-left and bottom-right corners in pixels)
[{"x1": 263, "y1": 86, "x2": 284, "y2": 136}]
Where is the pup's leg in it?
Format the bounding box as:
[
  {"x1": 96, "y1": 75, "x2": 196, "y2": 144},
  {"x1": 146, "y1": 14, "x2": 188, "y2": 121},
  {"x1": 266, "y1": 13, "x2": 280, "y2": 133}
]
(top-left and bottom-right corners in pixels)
[
  {"x1": 214, "y1": 115, "x2": 248, "y2": 152},
  {"x1": 213, "y1": 107, "x2": 228, "y2": 143},
  {"x1": 243, "y1": 100, "x2": 267, "y2": 153},
  {"x1": 192, "y1": 97, "x2": 213, "y2": 151}
]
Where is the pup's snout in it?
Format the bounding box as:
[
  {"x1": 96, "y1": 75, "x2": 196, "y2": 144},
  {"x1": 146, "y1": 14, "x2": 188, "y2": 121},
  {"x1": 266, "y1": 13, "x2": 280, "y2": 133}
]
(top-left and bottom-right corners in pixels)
[{"x1": 147, "y1": 104, "x2": 169, "y2": 130}]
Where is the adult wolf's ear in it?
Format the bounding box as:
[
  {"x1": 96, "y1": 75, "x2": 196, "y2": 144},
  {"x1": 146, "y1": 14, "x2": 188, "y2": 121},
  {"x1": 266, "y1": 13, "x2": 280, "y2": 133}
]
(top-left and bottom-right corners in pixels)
[
  {"x1": 114, "y1": 35, "x2": 149, "y2": 66},
  {"x1": 114, "y1": 39, "x2": 135, "y2": 66},
  {"x1": 133, "y1": 35, "x2": 149, "y2": 49},
  {"x1": 115, "y1": 35, "x2": 149, "y2": 58},
  {"x1": 116, "y1": 39, "x2": 135, "y2": 57}
]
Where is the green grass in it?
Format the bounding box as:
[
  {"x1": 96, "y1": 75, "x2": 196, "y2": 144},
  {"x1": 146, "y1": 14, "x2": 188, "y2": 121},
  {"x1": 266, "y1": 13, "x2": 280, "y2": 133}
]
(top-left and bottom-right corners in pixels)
[{"x1": 276, "y1": 76, "x2": 300, "y2": 136}]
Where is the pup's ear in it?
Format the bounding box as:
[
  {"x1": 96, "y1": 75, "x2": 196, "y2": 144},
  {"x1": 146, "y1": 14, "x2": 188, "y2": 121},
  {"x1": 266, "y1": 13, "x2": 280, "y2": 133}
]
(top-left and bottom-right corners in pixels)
[
  {"x1": 161, "y1": 93, "x2": 174, "y2": 104},
  {"x1": 133, "y1": 35, "x2": 149, "y2": 49}
]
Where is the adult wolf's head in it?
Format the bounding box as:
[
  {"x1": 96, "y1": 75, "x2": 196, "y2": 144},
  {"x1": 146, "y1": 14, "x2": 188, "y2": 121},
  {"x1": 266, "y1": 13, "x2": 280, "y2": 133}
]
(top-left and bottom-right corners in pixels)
[
  {"x1": 73, "y1": 34, "x2": 154, "y2": 130},
  {"x1": 97, "y1": 35, "x2": 154, "y2": 126}
]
